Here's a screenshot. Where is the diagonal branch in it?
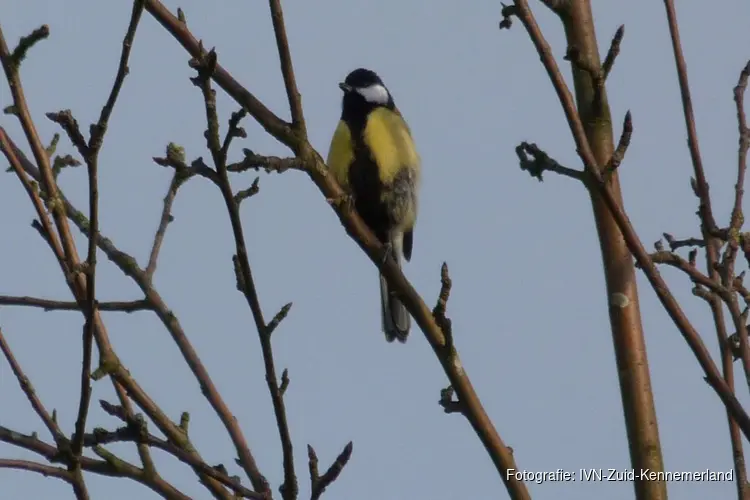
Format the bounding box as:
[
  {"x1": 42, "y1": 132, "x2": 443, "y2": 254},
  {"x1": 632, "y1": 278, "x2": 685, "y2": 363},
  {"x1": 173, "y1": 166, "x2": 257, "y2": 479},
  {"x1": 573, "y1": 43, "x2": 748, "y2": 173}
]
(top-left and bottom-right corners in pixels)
[
  {"x1": 141, "y1": 3, "x2": 531, "y2": 498},
  {"x1": 73, "y1": 1, "x2": 144, "y2": 462},
  {"x1": 0, "y1": 328, "x2": 66, "y2": 444},
  {"x1": 145, "y1": 170, "x2": 186, "y2": 280}
]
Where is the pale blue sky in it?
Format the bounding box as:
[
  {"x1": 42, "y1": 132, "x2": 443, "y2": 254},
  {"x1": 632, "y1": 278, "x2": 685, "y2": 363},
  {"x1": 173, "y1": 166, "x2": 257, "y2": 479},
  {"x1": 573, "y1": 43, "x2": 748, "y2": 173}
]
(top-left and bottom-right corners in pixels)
[{"x1": 2, "y1": 1, "x2": 750, "y2": 499}]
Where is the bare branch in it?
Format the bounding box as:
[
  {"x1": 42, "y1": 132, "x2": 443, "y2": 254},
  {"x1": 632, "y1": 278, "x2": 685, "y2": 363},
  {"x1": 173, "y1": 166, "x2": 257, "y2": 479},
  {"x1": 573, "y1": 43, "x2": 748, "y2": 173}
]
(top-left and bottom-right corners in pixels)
[
  {"x1": 268, "y1": 0, "x2": 305, "y2": 133},
  {"x1": 72, "y1": 0, "x2": 144, "y2": 471},
  {"x1": 145, "y1": 172, "x2": 185, "y2": 280},
  {"x1": 227, "y1": 149, "x2": 304, "y2": 174},
  {"x1": 0, "y1": 459, "x2": 73, "y2": 482},
  {"x1": 662, "y1": 232, "x2": 706, "y2": 251},
  {"x1": 9, "y1": 24, "x2": 49, "y2": 66},
  {"x1": 191, "y1": 49, "x2": 282, "y2": 497},
  {"x1": 0, "y1": 295, "x2": 152, "y2": 312}
]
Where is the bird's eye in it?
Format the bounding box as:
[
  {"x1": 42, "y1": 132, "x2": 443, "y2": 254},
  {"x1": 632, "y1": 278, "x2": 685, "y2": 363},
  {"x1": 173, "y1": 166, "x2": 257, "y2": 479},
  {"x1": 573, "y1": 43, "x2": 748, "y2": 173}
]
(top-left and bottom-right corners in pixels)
[{"x1": 356, "y1": 84, "x2": 390, "y2": 105}]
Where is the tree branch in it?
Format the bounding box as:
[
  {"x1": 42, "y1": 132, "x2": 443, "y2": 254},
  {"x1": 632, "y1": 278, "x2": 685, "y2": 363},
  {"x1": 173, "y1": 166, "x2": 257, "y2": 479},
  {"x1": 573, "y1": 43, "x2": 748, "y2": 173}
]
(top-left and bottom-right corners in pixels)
[
  {"x1": 191, "y1": 50, "x2": 286, "y2": 498},
  {"x1": 0, "y1": 295, "x2": 152, "y2": 312},
  {"x1": 268, "y1": 0, "x2": 305, "y2": 133}
]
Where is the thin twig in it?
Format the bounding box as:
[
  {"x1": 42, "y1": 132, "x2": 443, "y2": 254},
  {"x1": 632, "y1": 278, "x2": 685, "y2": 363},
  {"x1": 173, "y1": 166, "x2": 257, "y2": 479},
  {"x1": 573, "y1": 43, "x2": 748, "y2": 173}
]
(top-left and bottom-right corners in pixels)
[
  {"x1": 145, "y1": 172, "x2": 183, "y2": 280},
  {"x1": 71, "y1": 0, "x2": 144, "y2": 466},
  {"x1": 515, "y1": 142, "x2": 585, "y2": 181},
  {"x1": 662, "y1": 233, "x2": 705, "y2": 250},
  {"x1": 268, "y1": 0, "x2": 305, "y2": 133},
  {"x1": 601, "y1": 25, "x2": 625, "y2": 83},
  {"x1": 606, "y1": 111, "x2": 632, "y2": 172},
  {"x1": 227, "y1": 149, "x2": 303, "y2": 174},
  {"x1": 0, "y1": 459, "x2": 73, "y2": 481},
  {"x1": 0, "y1": 295, "x2": 153, "y2": 312},
  {"x1": 192, "y1": 50, "x2": 281, "y2": 498},
  {"x1": 0, "y1": 328, "x2": 66, "y2": 443},
  {"x1": 307, "y1": 443, "x2": 353, "y2": 500}
]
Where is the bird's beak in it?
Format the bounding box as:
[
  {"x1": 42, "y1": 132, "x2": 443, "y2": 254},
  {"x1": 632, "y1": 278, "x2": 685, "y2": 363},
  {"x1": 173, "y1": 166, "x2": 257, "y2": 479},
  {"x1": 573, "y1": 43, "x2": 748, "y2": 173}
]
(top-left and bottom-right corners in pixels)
[{"x1": 338, "y1": 82, "x2": 352, "y2": 93}]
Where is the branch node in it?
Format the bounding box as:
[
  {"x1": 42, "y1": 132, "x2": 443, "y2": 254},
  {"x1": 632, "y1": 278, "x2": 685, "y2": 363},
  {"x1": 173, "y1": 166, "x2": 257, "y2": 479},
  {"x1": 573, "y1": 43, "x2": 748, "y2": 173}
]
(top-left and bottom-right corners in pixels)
[
  {"x1": 432, "y1": 262, "x2": 454, "y2": 349},
  {"x1": 308, "y1": 441, "x2": 354, "y2": 500},
  {"x1": 601, "y1": 25, "x2": 625, "y2": 83},
  {"x1": 279, "y1": 369, "x2": 290, "y2": 396},
  {"x1": 498, "y1": 3, "x2": 517, "y2": 30},
  {"x1": 179, "y1": 412, "x2": 190, "y2": 434},
  {"x1": 232, "y1": 254, "x2": 245, "y2": 292},
  {"x1": 46, "y1": 110, "x2": 89, "y2": 156},
  {"x1": 515, "y1": 142, "x2": 584, "y2": 182},
  {"x1": 234, "y1": 177, "x2": 260, "y2": 204},
  {"x1": 606, "y1": 110, "x2": 632, "y2": 173},
  {"x1": 227, "y1": 149, "x2": 303, "y2": 174},
  {"x1": 438, "y1": 385, "x2": 464, "y2": 414},
  {"x1": 10, "y1": 25, "x2": 50, "y2": 66},
  {"x1": 266, "y1": 302, "x2": 292, "y2": 336}
]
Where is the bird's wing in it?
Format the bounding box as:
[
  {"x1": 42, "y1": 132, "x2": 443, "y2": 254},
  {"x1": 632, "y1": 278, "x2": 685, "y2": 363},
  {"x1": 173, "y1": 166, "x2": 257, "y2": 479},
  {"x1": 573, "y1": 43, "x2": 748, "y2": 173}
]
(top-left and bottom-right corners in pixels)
[{"x1": 327, "y1": 120, "x2": 354, "y2": 190}]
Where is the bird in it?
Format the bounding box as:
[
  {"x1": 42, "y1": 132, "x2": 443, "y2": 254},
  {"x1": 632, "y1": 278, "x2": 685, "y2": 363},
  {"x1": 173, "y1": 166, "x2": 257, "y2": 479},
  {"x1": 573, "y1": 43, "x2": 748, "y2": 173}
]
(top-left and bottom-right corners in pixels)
[{"x1": 326, "y1": 68, "x2": 421, "y2": 343}]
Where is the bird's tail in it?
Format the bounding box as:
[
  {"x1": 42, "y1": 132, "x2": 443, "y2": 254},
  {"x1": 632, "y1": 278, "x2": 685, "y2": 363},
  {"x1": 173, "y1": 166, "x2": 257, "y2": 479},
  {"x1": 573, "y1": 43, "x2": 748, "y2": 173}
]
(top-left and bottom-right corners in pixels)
[{"x1": 380, "y1": 261, "x2": 410, "y2": 343}]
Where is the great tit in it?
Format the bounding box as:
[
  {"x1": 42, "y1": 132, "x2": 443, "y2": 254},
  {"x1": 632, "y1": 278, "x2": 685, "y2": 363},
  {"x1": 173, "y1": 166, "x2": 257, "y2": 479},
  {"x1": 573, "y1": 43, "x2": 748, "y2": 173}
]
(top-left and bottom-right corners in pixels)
[{"x1": 327, "y1": 68, "x2": 421, "y2": 343}]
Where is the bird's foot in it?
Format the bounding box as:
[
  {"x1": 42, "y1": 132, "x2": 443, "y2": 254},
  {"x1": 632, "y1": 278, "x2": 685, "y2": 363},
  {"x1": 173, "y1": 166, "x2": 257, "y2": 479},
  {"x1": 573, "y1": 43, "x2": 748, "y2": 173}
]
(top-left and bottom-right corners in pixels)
[{"x1": 381, "y1": 241, "x2": 393, "y2": 265}]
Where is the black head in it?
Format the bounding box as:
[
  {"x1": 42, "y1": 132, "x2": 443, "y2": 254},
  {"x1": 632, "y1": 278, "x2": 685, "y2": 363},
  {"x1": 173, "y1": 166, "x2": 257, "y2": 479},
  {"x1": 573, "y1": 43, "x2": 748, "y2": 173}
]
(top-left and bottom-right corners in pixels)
[{"x1": 339, "y1": 68, "x2": 395, "y2": 123}]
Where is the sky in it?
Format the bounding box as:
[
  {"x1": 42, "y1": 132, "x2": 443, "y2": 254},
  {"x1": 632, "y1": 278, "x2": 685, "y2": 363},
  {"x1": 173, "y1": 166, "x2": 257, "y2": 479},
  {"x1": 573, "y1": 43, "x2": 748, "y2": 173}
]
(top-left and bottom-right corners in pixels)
[{"x1": 2, "y1": 1, "x2": 750, "y2": 499}]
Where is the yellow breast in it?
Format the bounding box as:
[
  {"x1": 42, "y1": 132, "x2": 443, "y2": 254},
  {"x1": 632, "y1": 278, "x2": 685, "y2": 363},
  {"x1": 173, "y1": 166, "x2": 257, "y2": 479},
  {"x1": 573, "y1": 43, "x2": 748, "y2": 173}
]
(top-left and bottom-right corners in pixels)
[{"x1": 364, "y1": 108, "x2": 420, "y2": 185}]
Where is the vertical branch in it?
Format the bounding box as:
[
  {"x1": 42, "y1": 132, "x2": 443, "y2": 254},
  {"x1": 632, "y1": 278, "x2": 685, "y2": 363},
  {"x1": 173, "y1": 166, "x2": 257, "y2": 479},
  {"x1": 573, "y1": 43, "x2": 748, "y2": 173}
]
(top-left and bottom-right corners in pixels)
[
  {"x1": 514, "y1": 2, "x2": 667, "y2": 498},
  {"x1": 725, "y1": 61, "x2": 750, "y2": 500},
  {"x1": 192, "y1": 51, "x2": 296, "y2": 500},
  {"x1": 71, "y1": 0, "x2": 144, "y2": 464}
]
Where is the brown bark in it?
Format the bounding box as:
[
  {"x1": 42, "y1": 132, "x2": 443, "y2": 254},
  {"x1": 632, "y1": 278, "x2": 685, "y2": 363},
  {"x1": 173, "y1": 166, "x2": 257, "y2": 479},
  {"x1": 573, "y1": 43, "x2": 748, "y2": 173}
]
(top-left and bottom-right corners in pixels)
[{"x1": 559, "y1": 2, "x2": 666, "y2": 499}]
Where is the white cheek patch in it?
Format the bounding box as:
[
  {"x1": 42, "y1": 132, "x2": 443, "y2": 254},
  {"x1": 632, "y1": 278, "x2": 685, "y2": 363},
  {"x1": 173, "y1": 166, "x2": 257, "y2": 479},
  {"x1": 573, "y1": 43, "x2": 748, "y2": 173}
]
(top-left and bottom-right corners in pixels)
[{"x1": 356, "y1": 83, "x2": 390, "y2": 104}]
